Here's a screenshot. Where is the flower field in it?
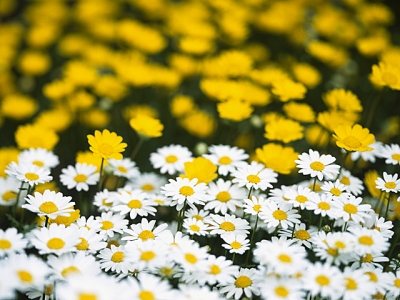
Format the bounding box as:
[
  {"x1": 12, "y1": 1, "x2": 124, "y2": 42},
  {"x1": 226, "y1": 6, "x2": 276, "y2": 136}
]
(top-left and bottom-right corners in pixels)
[{"x1": 1, "y1": 0, "x2": 400, "y2": 299}]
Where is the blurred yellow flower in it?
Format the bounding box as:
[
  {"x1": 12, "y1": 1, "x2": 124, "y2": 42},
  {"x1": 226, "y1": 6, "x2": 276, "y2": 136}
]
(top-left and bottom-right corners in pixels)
[
  {"x1": 17, "y1": 50, "x2": 51, "y2": 76},
  {"x1": 76, "y1": 151, "x2": 105, "y2": 173},
  {"x1": 307, "y1": 40, "x2": 348, "y2": 68},
  {"x1": 123, "y1": 104, "x2": 158, "y2": 121},
  {"x1": 94, "y1": 75, "x2": 127, "y2": 102},
  {"x1": 87, "y1": 129, "x2": 127, "y2": 160},
  {"x1": 305, "y1": 124, "x2": 330, "y2": 148},
  {"x1": 0, "y1": 147, "x2": 19, "y2": 177},
  {"x1": 369, "y1": 61, "x2": 400, "y2": 90},
  {"x1": 63, "y1": 60, "x2": 98, "y2": 87},
  {"x1": 15, "y1": 124, "x2": 59, "y2": 150},
  {"x1": 283, "y1": 102, "x2": 315, "y2": 123},
  {"x1": 317, "y1": 110, "x2": 357, "y2": 132},
  {"x1": 217, "y1": 99, "x2": 253, "y2": 122},
  {"x1": 129, "y1": 115, "x2": 164, "y2": 139},
  {"x1": 271, "y1": 79, "x2": 307, "y2": 102},
  {"x1": 183, "y1": 157, "x2": 217, "y2": 184},
  {"x1": 43, "y1": 80, "x2": 75, "y2": 101},
  {"x1": 1, "y1": 94, "x2": 38, "y2": 120},
  {"x1": 292, "y1": 63, "x2": 321, "y2": 89},
  {"x1": 364, "y1": 170, "x2": 381, "y2": 198},
  {"x1": 178, "y1": 36, "x2": 214, "y2": 55},
  {"x1": 168, "y1": 54, "x2": 199, "y2": 77},
  {"x1": 333, "y1": 124, "x2": 375, "y2": 152},
  {"x1": 323, "y1": 89, "x2": 363, "y2": 113},
  {"x1": 170, "y1": 95, "x2": 196, "y2": 118},
  {"x1": 202, "y1": 50, "x2": 253, "y2": 78},
  {"x1": 255, "y1": 143, "x2": 298, "y2": 174},
  {"x1": 34, "y1": 108, "x2": 72, "y2": 132},
  {"x1": 180, "y1": 110, "x2": 216, "y2": 138},
  {"x1": 35, "y1": 181, "x2": 59, "y2": 194},
  {"x1": 264, "y1": 118, "x2": 304, "y2": 143},
  {"x1": 47, "y1": 208, "x2": 80, "y2": 226},
  {"x1": 81, "y1": 109, "x2": 110, "y2": 129}
]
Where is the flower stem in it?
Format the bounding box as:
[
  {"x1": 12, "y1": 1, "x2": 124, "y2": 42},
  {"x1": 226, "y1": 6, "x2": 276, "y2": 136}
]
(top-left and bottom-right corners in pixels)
[
  {"x1": 336, "y1": 151, "x2": 350, "y2": 181},
  {"x1": 44, "y1": 216, "x2": 49, "y2": 228},
  {"x1": 312, "y1": 177, "x2": 317, "y2": 191},
  {"x1": 384, "y1": 192, "x2": 391, "y2": 220},
  {"x1": 245, "y1": 214, "x2": 259, "y2": 267},
  {"x1": 131, "y1": 138, "x2": 144, "y2": 161},
  {"x1": 98, "y1": 157, "x2": 104, "y2": 191},
  {"x1": 177, "y1": 201, "x2": 187, "y2": 232}
]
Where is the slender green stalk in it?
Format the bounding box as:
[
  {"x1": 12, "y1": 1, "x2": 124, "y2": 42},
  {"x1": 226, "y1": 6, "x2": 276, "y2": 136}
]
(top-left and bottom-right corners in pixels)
[
  {"x1": 130, "y1": 138, "x2": 144, "y2": 161},
  {"x1": 44, "y1": 216, "x2": 49, "y2": 228},
  {"x1": 245, "y1": 214, "x2": 259, "y2": 267},
  {"x1": 384, "y1": 192, "x2": 391, "y2": 220},
  {"x1": 336, "y1": 151, "x2": 350, "y2": 181},
  {"x1": 318, "y1": 214, "x2": 323, "y2": 231},
  {"x1": 312, "y1": 177, "x2": 317, "y2": 192},
  {"x1": 177, "y1": 201, "x2": 188, "y2": 232},
  {"x1": 98, "y1": 157, "x2": 105, "y2": 191}
]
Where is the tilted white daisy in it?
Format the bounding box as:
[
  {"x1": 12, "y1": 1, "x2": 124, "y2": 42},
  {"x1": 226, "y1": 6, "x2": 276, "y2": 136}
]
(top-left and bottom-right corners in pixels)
[
  {"x1": 0, "y1": 227, "x2": 27, "y2": 257},
  {"x1": 375, "y1": 172, "x2": 400, "y2": 193},
  {"x1": 112, "y1": 189, "x2": 156, "y2": 220},
  {"x1": 150, "y1": 144, "x2": 193, "y2": 175},
  {"x1": 338, "y1": 169, "x2": 364, "y2": 196},
  {"x1": 363, "y1": 213, "x2": 394, "y2": 240},
  {"x1": 204, "y1": 178, "x2": 246, "y2": 215},
  {"x1": 72, "y1": 226, "x2": 107, "y2": 253},
  {"x1": 295, "y1": 149, "x2": 340, "y2": 181},
  {"x1": 29, "y1": 223, "x2": 80, "y2": 256},
  {"x1": 284, "y1": 184, "x2": 319, "y2": 210},
  {"x1": 231, "y1": 161, "x2": 278, "y2": 191},
  {"x1": 208, "y1": 214, "x2": 250, "y2": 238},
  {"x1": 183, "y1": 218, "x2": 209, "y2": 236},
  {"x1": 97, "y1": 244, "x2": 135, "y2": 274},
  {"x1": 342, "y1": 266, "x2": 376, "y2": 300},
  {"x1": 173, "y1": 241, "x2": 209, "y2": 272},
  {"x1": 95, "y1": 211, "x2": 129, "y2": 238},
  {"x1": 243, "y1": 195, "x2": 268, "y2": 216},
  {"x1": 305, "y1": 193, "x2": 339, "y2": 219},
  {"x1": 259, "y1": 201, "x2": 301, "y2": 229},
  {"x1": 128, "y1": 172, "x2": 167, "y2": 194},
  {"x1": 6, "y1": 161, "x2": 52, "y2": 186},
  {"x1": 0, "y1": 176, "x2": 21, "y2": 206},
  {"x1": 221, "y1": 233, "x2": 250, "y2": 255},
  {"x1": 361, "y1": 265, "x2": 393, "y2": 296},
  {"x1": 203, "y1": 144, "x2": 249, "y2": 176},
  {"x1": 348, "y1": 226, "x2": 390, "y2": 256},
  {"x1": 321, "y1": 179, "x2": 350, "y2": 200},
  {"x1": 60, "y1": 162, "x2": 99, "y2": 192},
  {"x1": 184, "y1": 206, "x2": 211, "y2": 223},
  {"x1": 219, "y1": 267, "x2": 262, "y2": 300},
  {"x1": 268, "y1": 185, "x2": 293, "y2": 203},
  {"x1": 122, "y1": 218, "x2": 168, "y2": 242},
  {"x1": 22, "y1": 190, "x2": 75, "y2": 219},
  {"x1": 93, "y1": 189, "x2": 116, "y2": 212},
  {"x1": 379, "y1": 143, "x2": 400, "y2": 165},
  {"x1": 18, "y1": 148, "x2": 59, "y2": 170},
  {"x1": 107, "y1": 157, "x2": 140, "y2": 179},
  {"x1": 331, "y1": 194, "x2": 374, "y2": 223},
  {"x1": 260, "y1": 275, "x2": 305, "y2": 300},
  {"x1": 278, "y1": 222, "x2": 317, "y2": 249},
  {"x1": 126, "y1": 239, "x2": 169, "y2": 272},
  {"x1": 74, "y1": 215, "x2": 101, "y2": 231}
]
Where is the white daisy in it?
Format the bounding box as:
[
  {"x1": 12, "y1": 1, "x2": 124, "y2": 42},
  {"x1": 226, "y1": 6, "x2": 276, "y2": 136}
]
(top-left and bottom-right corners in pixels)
[
  {"x1": 0, "y1": 227, "x2": 27, "y2": 257},
  {"x1": 221, "y1": 233, "x2": 250, "y2": 255},
  {"x1": 0, "y1": 176, "x2": 21, "y2": 206},
  {"x1": 231, "y1": 161, "x2": 278, "y2": 191},
  {"x1": 150, "y1": 144, "x2": 193, "y2": 175},
  {"x1": 208, "y1": 214, "x2": 250, "y2": 238},
  {"x1": 363, "y1": 213, "x2": 394, "y2": 240},
  {"x1": 107, "y1": 157, "x2": 140, "y2": 179},
  {"x1": 350, "y1": 141, "x2": 382, "y2": 163},
  {"x1": 353, "y1": 251, "x2": 389, "y2": 270},
  {"x1": 361, "y1": 265, "x2": 394, "y2": 296},
  {"x1": 204, "y1": 179, "x2": 246, "y2": 215},
  {"x1": 305, "y1": 193, "x2": 338, "y2": 219},
  {"x1": 112, "y1": 189, "x2": 156, "y2": 220},
  {"x1": 295, "y1": 149, "x2": 340, "y2": 181},
  {"x1": 278, "y1": 223, "x2": 317, "y2": 249},
  {"x1": 387, "y1": 270, "x2": 400, "y2": 299},
  {"x1": 348, "y1": 226, "x2": 390, "y2": 255},
  {"x1": 126, "y1": 239, "x2": 169, "y2": 272},
  {"x1": 22, "y1": 190, "x2": 75, "y2": 220},
  {"x1": 268, "y1": 185, "x2": 293, "y2": 203},
  {"x1": 184, "y1": 206, "x2": 210, "y2": 223},
  {"x1": 338, "y1": 169, "x2": 364, "y2": 196},
  {"x1": 321, "y1": 179, "x2": 350, "y2": 199},
  {"x1": 342, "y1": 266, "x2": 376, "y2": 300},
  {"x1": 0, "y1": 260, "x2": 16, "y2": 299},
  {"x1": 18, "y1": 148, "x2": 59, "y2": 170},
  {"x1": 128, "y1": 172, "x2": 167, "y2": 194},
  {"x1": 243, "y1": 195, "x2": 268, "y2": 216},
  {"x1": 375, "y1": 172, "x2": 400, "y2": 193},
  {"x1": 59, "y1": 162, "x2": 99, "y2": 191},
  {"x1": 177, "y1": 284, "x2": 224, "y2": 300},
  {"x1": 331, "y1": 194, "x2": 374, "y2": 223},
  {"x1": 95, "y1": 211, "x2": 129, "y2": 238},
  {"x1": 183, "y1": 218, "x2": 209, "y2": 236},
  {"x1": 260, "y1": 275, "x2": 305, "y2": 300},
  {"x1": 6, "y1": 161, "x2": 52, "y2": 186},
  {"x1": 122, "y1": 218, "x2": 168, "y2": 242},
  {"x1": 173, "y1": 242, "x2": 209, "y2": 272},
  {"x1": 72, "y1": 226, "x2": 107, "y2": 253},
  {"x1": 219, "y1": 267, "x2": 262, "y2": 300},
  {"x1": 97, "y1": 244, "x2": 135, "y2": 274},
  {"x1": 204, "y1": 144, "x2": 249, "y2": 176},
  {"x1": 284, "y1": 185, "x2": 319, "y2": 210},
  {"x1": 93, "y1": 189, "x2": 116, "y2": 212},
  {"x1": 74, "y1": 215, "x2": 101, "y2": 231},
  {"x1": 379, "y1": 143, "x2": 400, "y2": 165},
  {"x1": 259, "y1": 201, "x2": 301, "y2": 229}
]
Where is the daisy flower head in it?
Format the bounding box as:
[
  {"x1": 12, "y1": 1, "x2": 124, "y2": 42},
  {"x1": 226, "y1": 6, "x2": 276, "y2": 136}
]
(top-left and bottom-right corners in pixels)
[
  {"x1": 183, "y1": 218, "x2": 209, "y2": 236},
  {"x1": 95, "y1": 211, "x2": 129, "y2": 238},
  {"x1": 195, "y1": 255, "x2": 238, "y2": 286},
  {"x1": 173, "y1": 241, "x2": 209, "y2": 272},
  {"x1": 260, "y1": 275, "x2": 305, "y2": 300},
  {"x1": 259, "y1": 201, "x2": 301, "y2": 229},
  {"x1": 149, "y1": 144, "x2": 193, "y2": 175},
  {"x1": 243, "y1": 195, "x2": 268, "y2": 216},
  {"x1": 305, "y1": 193, "x2": 338, "y2": 219},
  {"x1": 321, "y1": 179, "x2": 350, "y2": 199},
  {"x1": 107, "y1": 157, "x2": 139, "y2": 179},
  {"x1": 279, "y1": 223, "x2": 317, "y2": 249},
  {"x1": 379, "y1": 143, "x2": 400, "y2": 165},
  {"x1": 375, "y1": 172, "x2": 400, "y2": 193},
  {"x1": 22, "y1": 190, "x2": 75, "y2": 219},
  {"x1": 184, "y1": 206, "x2": 210, "y2": 223},
  {"x1": 60, "y1": 162, "x2": 99, "y2": 192},
  {"x1": 97, "y1": 244, "x2": 135, "y2": 274},
  {"x1": 284, "y1": 185, "x2": 319, "y2": 210},
  {"x1": 0, "y1": 176, "x2": 22, "y2": 206},
  {"x1": 203, "y1": 144, "x2": 249, "y2": 176},
  {"x1": 348, "y1": 226, "x2": 390, "y2": 256},
  {"x1": 128, "y1": 172, "x2": 167, "y2": 194},
  {"x1": 0, "y1": 227, "x2": 27, "y2": 258},
  {"x1": 112, "y1": 189, "x2": 156, "y2": 220},
  {"x1": 73, "y1": 227, "x2": 107, "y2": 253},
  {"x1": 295, "y1": 149, "x2": 340, "y2": 181},
  {"x1": 18, "y1": 147, "x2": 59, "y2": 170},
  {"x1": 87, "y1": 129, "x2": 127, "y2": 160},
  {"x1": 231, "y1": 161, "x2": 278, "y2": 191},
  {"x1": 342, "y1": 266, "x2": 376, "y2": 300},
  {"x1": 333, "y1": 123, "x2": 375, "y2": 152},
  {"x1": 221, "y1": 233, "x2": 250, "y2": 255},
  {"x1": 6, "y1": 161, "x2": 52, "y2": 186},
  {"x1": 161, "y1": 177, "x2": 212, "y2": 211},
  {"x1": 331, "y1": 194, "x2": 373, "y2": 223},
  {"x1": 338, "y1": 169, "x2": 364, "y2": 196},
  {"x1": 127, "y1": 240, "x2": 170, "y2": 272},
  {"x1": 204, "y1": 178, "x2": 246, "y2": 215},
  {"x1": 93, "y1": 189, "x2": 116, "y2": 212},
  {"x1": 219, "y1": 267, "x2": 262, "y2": 300},
  {"x1": 29, "y1": 223, "x2": 80, "y2": 256},
  {"x1": 208, "y1": 214, "x2": 250, "y2": 238},
  {"x1": 122, "y1": 218, "x2": 168, "y2": 242}
]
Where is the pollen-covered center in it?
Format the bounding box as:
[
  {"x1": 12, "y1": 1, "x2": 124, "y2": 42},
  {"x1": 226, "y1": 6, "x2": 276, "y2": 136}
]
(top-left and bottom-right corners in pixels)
[
  {"x1": 385, "y1": 182, "x2": 396, "y2": 189},
  {"x1": 294, "y1": 229, "x2": 310, "y2": 240},
  {"x1": 25, "y1": 172, "x2": 39, "y2": 181},
  {"x1": 98, "y1": 143, "x2": 113, "y2": 156},
  {"x1": 343, "y1": 203, "x2": 358, "y2": 214},
  {"x1": 231, "y1": 241, "x2": 242, "y2": 249},
  {"x1": 76, "y1": 238, "x2": 89, "y2": 251},
  {"x1": 141, "y1": 184, "x2": 154, "y2": 191},
  {"x1": 61, "y1": 266, "x2": 81, "y2": 278},
  {"x1": 218, "y1": 156, "x2": 232, "y2": 165},
  {"x1": 74, "y1": 174, "x2": 88, "y2": 183},
  {"x1": 278, "y1": 254, "x2": 292, "y2": 263},
  {"x1": 295, "y1": 195, "x2": 308, "y2": 203},
  {"x1": 253, "y1": 204, "x2": 262, "y2": 212},
  {"x1": 247, "y1": 174, "x2": 260, "y2": 184},
  {"x1": 32, "y1": 160, "x2": 45, "y2": 167},
  {"x1": 275, "y1": 286, "x2": 289, "y2": 297},
  {"x1": 310, "y1": 161, "x2": 324, "y2": 171},
  {"x1": 394, "y1": 279, "x2": 400, "y2": 288},
  {"x1": 39, "y1": 201, "x2": 59, "y2": 214},
  {"x1": 216, "y1": 191, "x2": 231, "y2": 202},
  {"x1": 101, "y1": 220, "x2": 114, "y2": 230},
  {"x1": 235, "y1": 275, "x2": 252, "y2": 288},
  {"x1": 346, "y1": 278, "x2": 357, "y2": 290},
  {"x1": 111, "y1": 251, "x2": 124, "y2": 262},
  {"x1": 128, "y1": 199, "x2": 142, "y2": 209},
  {"x1": 382, "y1": 72, "x2": 398, "y2": 85},
  {"x1": 185, "y1": 253, "x2": 197, "y2": 264},
  {"x1": 366, "y1": 271, "x2": 378, "y2": 282},
  {"x1": 335, "y1": 241, "x2": 346, "y2": 249},
  {"x1": 362, "y1": 253, "x2": 373, "y2": 263},
  {"x1": 141, "y1": 251, "x2": 156, "y2": 261},
  {"x1": 165, "y1": 155, "x2": 178, "y2": 163},
  {"x1": 18, "y1": 270, "x2": 33, "y2": 283},
  {"x1": 78, "y1": 293, "x2": 97, "y2": 300},
  {"x1": 330, "y1": 187, "x2": 342, "y2": 196},
  {"x1": 138, "y1": 230, "x2": 155, "y2": 241},
  {"x1": 179, "y1": 186, "x2": 194, "y2": 197},
  {"x1": 342, "y1": 136, "x2": 362, "y2": 149},
  {"x1": 316, "y1": 275, "x2": 330, "y2": 286},
  {"x1": 392, "y1": 153, "x2": 400, "y2": 162},
  {"x1": 209, "y1": 264, "x2": 221, "y2": 275},
  {"x1": 139, "y1": 290, "x2": 155, "y2": 300},
  {"x1": 117, "y1": 166, "x2": 128, "y2": 174},
  {"x1": 318, "y1": 202, "x2": 330, "y2": 210},
  {"x1": 220, "y1": 221, "x2": 235, "y2": 231},
  {"x1": 47, "y1": 237, "x2": 65, "y2": 250},
  {"x1": 340, "y1": 176, "x2": 350, "y2": 185},
  {"x1": 359, "y1": 236, "x2": 374, "y2": 246},
  {"x1": 189, "y1": 224, "x2": 200, "y2": 232},
  {"x1": 0, "y1": 239, "x2": 12, "y2": 249},
  {"x1": 272, "y1": 210, "x2": 287, "y2": 220}
]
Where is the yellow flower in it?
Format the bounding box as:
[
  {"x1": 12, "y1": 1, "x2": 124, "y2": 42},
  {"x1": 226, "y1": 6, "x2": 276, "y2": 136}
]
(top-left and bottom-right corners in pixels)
[
  {"x1": 123, "y1": 104, "x2": 158, "y2": 121},
  {"x1": 94, "y1": 75, "x2": 127, "y2": 102},
  {"x1": 81, "y1": 109, "x2": 110, "y2": 129},
  {"x1": 202, "y1": 50, "x2": 253, "y2": 78},
  {"x1": 369, "y1": 61, "x2": 400, "y2": 90},
  {"x1": 15, "y1": 124, "x2": 59, "y2": 150},
  {"x1": 170, "y1": 95, "x2": 196, "y2": 118},
  {"x1": 323, "y1": 89, "x2": 363, "y2": 113},
  {"x1": 264, "y1": 118, "x2": 304, "y2": 143},
  {"x1": 364, "y1": 170, "x2": 381, "y2": 198},
  {"x1": 168, "y1": 53, "x2": 199, "y2": 77},
  {"x1": 292, "y1": 63, "x2": 321, "y2": 89},
  {"x1": 217, "y1": 99, "x2": 253, "y2": 122},
  {"x1": 178, "y1": 36, "x2": 214, "y2": 55},
  {"x1": 42, "y1": 79, "x2": 75, "y2": 101},
  {"x1": 333, "y1": 124, "x2": 375, "y2": 152},
  {"x1": 305, "y1": 124, "x2": 330, "y2": 148},
  {"x1": 35, "y1": 108, "x2": 72, "y2": 132},
  {"x1": 87, "y1": 129, "x2": 127, "y2": 160},
  {"x1": 35, "y1": 181, "x2": 59, "y2": 194},
  {"x1": 317, "y1": 110, "x2": 357, "y2": 132},
  {"x1": 63, "y1": 60, "x2": 98, "y2": 87},
  {"x1": 307, "y1": 40, "x2": 348, "y2": 68},
  {"x1": 129, "y1": 115, "x2": 164, "y2": 139},
  {"x1": 45, "y1": 208, "x2": 80, "y2": 226},
  {"x1": 271, "y1": 78, "x2": 307, "y2": 102},
  {"x1": 255, "y1": 143, "x2": 298, "y2": 174},
  {"x1": 250, "y1": 66, "x2": 290, "y2": 87},
  {"x1": 183, "y1": 157, "x2": 217, "y2": 184},
  {"x1": 356, "y1": 33, "x2": 389, "y2": 57},
  {"x1": 76, "y1": 151, "x2": 105, "y2": 173},
  {"x1": 0, "y1": 147, "x2": 19, "y2": 177},
  {"x1": 0, "y1": 94, "x2": 38, "y2": 120},
  {"x1": 179, "y1": 110, "x2": 216, "y2": 138},
  {"x1": 283, "y1": 102, "x2": 315, "y2": 123},
  {"x1": 17, "y1": 50, "x2": 51, "y2": 76}
]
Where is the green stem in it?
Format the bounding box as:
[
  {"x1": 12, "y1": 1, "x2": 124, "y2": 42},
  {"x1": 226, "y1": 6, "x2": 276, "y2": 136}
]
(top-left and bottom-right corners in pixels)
[
  {"x1": 44, "y1": 216, "x2": 49, "y2": 228},
  {"x1": 336, "y1": 151, "x2": 350, "y2": 181},
  {"x1": 13, "y1": 182, "x2": 26, "y2": 218},
  {"x1": 318, "y1": 214, "x2": 323, "y2": 231},
  {"x1": 384, "y1": 192, "x2": 391, "y2": 220},
  {"x1": 364, "y1": 87, "x2": 386, "y2": 128},
  {"x1": 98, "y1": 158, "x2": 104, "y2": 191},
  {"x1": 312, "y1": 177, "x2": 317, "y2": 192},
  {"x1": 130, "y1": 138, "x2": 144, "y2": 161},
  {"x1": 177, "y1": 201, "x2": 187, "y2": 232},
  {"x1": 245, "y1": 214, "x2": 259, "y2": 267}
]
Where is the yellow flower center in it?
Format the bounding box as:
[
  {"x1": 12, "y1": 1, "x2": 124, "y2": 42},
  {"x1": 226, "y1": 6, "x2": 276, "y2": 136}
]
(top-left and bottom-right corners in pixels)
[
  {"x1": 101, "y1": 220, "x2": 114, "y2": 230},
  {"x1": 316, "y1": 275, "x2": 330, "y2": 286},
  {"x1": 0, "y1": 239, "x2": 12, "y2": 249},
  {"x1": 362, "y1": 253, "x2": 373, "y2": 263},
  {"x1": 192, "y1": 214, "x2": 203, "y2": 221},
  {"x1": 47, "y1": 238, "x2": 65, "y2": 250},
  {"x1": 32, "y1": 160, "x2": 45, "y2": 167},
  {"x1": 310, "y1": 161, "x2": 324, "y2": 171},
  {"x1": 235, "y1": 275, "x2": 252, "y2": 288},
  {"x1": 342, "y1": 136, "x2": 362, "y2": 149},
  {"x1": 278, "y1": 254, "x2": 292, "y2": 263},
  {"x1": 78, "y1": 293, "x2": 97, "y2": 300},
  {"x1": 117, "y1": 166, "x2": 128, "y2": 174},
  {"x1": 165, "y1": 155, "x2": 178, "y2": 163},
  {"x1": 138, "y1": 230, "x2": 155, "y2": 241},
  {"x1": 272, "y1": 210, "x2": 287, "y2": 220},
  {"x1": 340, "y1": 176, "x2": 350, "y2": 185},
  {"x1": 128, "y1": 199, "x2": 142, "y2": 209},
  {"x1": 159, "y1": 267, "x2": 173, "y2": 276},
  {"x1": 295, "y1": 195, "x2": 308, "y2": 203},
  {"x1": 107, "y1": 240, "x2": 120, "y2": 248},
  {"x1": 294, "y1": 229, "x2": 310, "y2": 240},
  {"x1": 247, "y1": 174, "x2": 260, "y2": 184},
  {"x1": 209, "y1": 264, "x2": 221, "y2": 275},
  {"x1": 231, "y1": 241, "x2": 242, "y2": 249},
  {"x1": 382, "y1": 72, "x2": 398, "y2": 85},
  {"x1": 218, "y1": 156, "x2": 232, "y2": 165},
  {"x1": 39, "y1": 201, "x2": 58, "y2": 214},
  {"x1": 275, "y1": 286, "x2": 289, "y2": 297},
  {"x1": 98, "y1": 143, "x2": 113, "y2": 156},
  {"x1": 330, "y1": 187, "x2": 342, "y2": 196},
  {"x1": 216, "y1": 191, "x2": 231, "y2": 202},
  {"x1": 346, "y1": 278, "x2": 357, "y2": 290},
  {"x1": 61, "y1": 266, "x2": 81, "y2": 278},
  {"x1": 18, "y1": 270, "x2": 33, "y2": 283},
  {"x1": 139, "y1": 290, "x2": 155, "y2": 300},
  {"x1": 74, "y1": 174, "x2": 88, "y2": 183},
  {"x1": 189, "y1": 224, "x2": 200, "y2": 232},
  {"x1": 141, "y1": 184, "x2": 154, "y2": 191},
  {"x1": 220, "y1": 221, "x2": 235, "y2": 231},
  {"x1": 365, "y1": 271, "x2": 378, "y2": 282},
  {"x1": 359, "y1": 236, "x2": 374, "y2": 246},
  {"x1": 335, "y1": 241, "x2": 346, "y2": 249},
  {"x1": 25, "y1": 172, "x2": 39, "y2": 181},
  {"x1": 394, "y1": 279, "x2": 400, "y2": 288},
  {"x1": 76, "y1": 238, "x2": 89, "y2": 251},
  {"x1": 111, "y1": 251, "x2": 124, "y2": 262},
  {"x1": 318, "y1": 202, "x2": 330, "y2": 210},
  {"x1": 185, "y1": 253, "x2": 197, "y2": 264},
  {"x1": 2, "y1": 190, "x2": 17, "y2": 202},
  {"x1": 141, "y1": 251, "x2": 156, "y2": 261},
  {"x1": 102, "y1": 199, "x2": 112, "y2": 207},
  {"x1": 343, "y1": 203, "x2": 358, "y2": 214},
  {"x1": 385, "y1": 182, "x2": 396, "y2": 189},
  {"x1": 392, "y1": 153, "x2": 400, "y2": 162},
  {"x1": 327, "y1": 247, "x2": 338, "y2": 256},
  {"x1": 253, "y1": 204, "x2": 262, "y2": 212},
  {"x1": 180, "y1": 186, "x2": 194, "y2": 196}
]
